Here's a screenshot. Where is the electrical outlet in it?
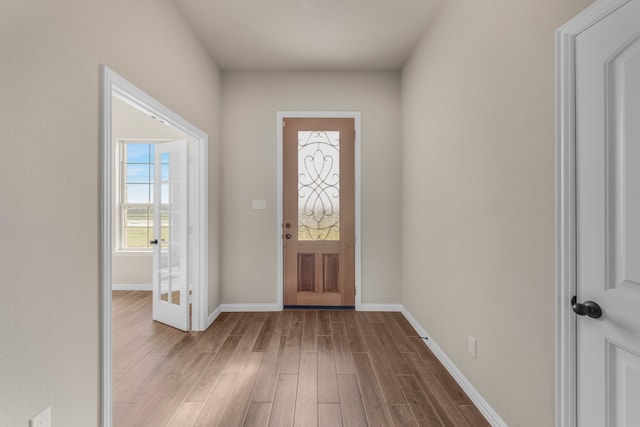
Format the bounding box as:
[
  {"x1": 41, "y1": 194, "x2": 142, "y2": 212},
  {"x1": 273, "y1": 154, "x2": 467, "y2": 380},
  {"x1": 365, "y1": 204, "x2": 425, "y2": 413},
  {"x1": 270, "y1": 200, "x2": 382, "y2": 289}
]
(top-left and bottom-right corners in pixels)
[
  {"x1": 468, "y1": 335, "x2": 477, "y2": 359},
  {"x1": 30, "y1": 407, "x2": 51, "y2": 427}
]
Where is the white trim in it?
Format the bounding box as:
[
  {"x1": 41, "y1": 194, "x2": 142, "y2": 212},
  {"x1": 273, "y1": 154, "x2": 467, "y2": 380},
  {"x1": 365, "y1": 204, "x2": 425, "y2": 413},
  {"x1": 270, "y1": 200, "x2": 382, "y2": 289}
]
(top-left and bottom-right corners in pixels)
[
  {"x1": 555, "y1": 2, "x2": 630, "y2": 426},
  {"x1": 400, "y1": 307, "x2": 507, "y2": 427},
  {"x1": 113, "y1": 251, "x2": 153, "y2": 257},
  {"x1": 359, "y1": 304, "x2": 402, "y2": 312},
  {"x1": 101, "y1": 66, "x2": 209, "y2": 427},
  {"x1": 111, "y1": 284, "x2": 152, "y2": 291},
  {"x1": 276, "y1": 111, "x2": 362, "y2": 311},
  {"x1": 100, "y1": 66, "x2": 113, "y2": 427},
  {"x1": 221, "y1": 304, "x2": 280, "y2": 312},
  {"x1": 215, "y1": 303, "x2": 399, "y2": 313},
  {"x1": 207, "y1": 305, "x2": 222, "y2": 328}
]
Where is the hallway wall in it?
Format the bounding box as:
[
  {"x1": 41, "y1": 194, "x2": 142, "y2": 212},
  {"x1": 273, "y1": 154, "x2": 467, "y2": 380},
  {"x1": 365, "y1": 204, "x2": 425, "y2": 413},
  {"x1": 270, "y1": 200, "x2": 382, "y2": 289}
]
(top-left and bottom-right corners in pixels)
[
  {"x1": 401, "y1": 0, "x2": 593, "y2": 425},
  {"x1": 220, "y1": 71, "x2": 402, "y2": 306},
  {"x1": 0, "y1": 1, "x2": 221, "y2": 425}
]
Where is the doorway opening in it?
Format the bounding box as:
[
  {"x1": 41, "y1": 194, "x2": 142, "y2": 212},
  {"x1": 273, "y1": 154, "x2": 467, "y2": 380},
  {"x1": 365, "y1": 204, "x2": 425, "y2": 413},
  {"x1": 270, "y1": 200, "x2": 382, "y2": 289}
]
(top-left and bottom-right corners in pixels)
[{"x1": 101, "y1": 67, "x2": 209, "y2": 426}]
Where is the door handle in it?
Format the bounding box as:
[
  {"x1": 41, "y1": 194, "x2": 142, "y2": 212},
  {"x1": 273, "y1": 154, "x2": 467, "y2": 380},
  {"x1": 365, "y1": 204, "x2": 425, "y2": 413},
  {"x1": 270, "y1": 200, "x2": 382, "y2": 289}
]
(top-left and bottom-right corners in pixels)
[
  {"x1": 150, "y1": 239, "x2": 158, "y2": 245},
  {"x1": 285, "y1": 234, "x2": 292, "y2": 240},
  {"x1": 571, "y1": 296, "x2": 603, "y2": 319}
]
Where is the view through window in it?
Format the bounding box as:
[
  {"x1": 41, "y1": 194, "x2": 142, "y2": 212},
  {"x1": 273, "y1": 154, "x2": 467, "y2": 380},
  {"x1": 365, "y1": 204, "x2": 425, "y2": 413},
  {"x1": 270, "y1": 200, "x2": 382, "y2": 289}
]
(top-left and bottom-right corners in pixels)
[{"x1": 119, "y1": 141, "x2": 156, "y2": 250}]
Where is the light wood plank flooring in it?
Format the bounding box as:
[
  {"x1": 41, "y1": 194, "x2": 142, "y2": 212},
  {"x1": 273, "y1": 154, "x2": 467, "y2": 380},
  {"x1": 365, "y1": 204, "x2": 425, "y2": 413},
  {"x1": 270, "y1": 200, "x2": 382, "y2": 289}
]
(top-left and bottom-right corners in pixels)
[{"x1": 112, "y1": 291, "x2": 490, "y2": 427}]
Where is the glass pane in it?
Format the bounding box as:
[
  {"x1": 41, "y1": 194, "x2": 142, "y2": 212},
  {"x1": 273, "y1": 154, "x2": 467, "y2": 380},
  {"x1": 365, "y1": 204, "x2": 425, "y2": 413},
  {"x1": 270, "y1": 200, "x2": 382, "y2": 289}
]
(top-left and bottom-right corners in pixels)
[
  {"x1": 161, "y1": 183, "x2": 170, "y2": 205},
  {"x1": 160, "y1": 213, "x2": 170, "y2": 242},
  {"x1": 171, "y1": 244, "x2": 181, "y2": 272},
  {"x1": 126, "y1": 164, "x2": 151, "y2": 184},
  {"x1": 161, "y1": 152, "x2": 170, "y2": 182},
  {"x1": 124, "y1": 227, "x2": 149, "y2": 248},
  {"x1": 298, "y1": 130, "x2": 340, "y2": 241},
  {"x1": 126, "y1": 144, "x2": 152, "y2": 163},
  {"x1": 125, "y1": 205, "x2": 150, "y2": 226},
  {"x1": 126, "y1": 183, "x2": 151, "y2": 204},
  {"x1": 159, "y1": 273, "x2": 170, "y2": 302},
  {"x1": 123, "y1": 206, "x2": 152, "y2": 248},
  {"x1": 161, "y1": 164, "x2": 170, "y2": 181},
  {"x1": 169, "y1": 290, "x2": 180, "y2": 305},
  {"x1": 160, "y1": 243, "x2": 169, "y2": 271}
]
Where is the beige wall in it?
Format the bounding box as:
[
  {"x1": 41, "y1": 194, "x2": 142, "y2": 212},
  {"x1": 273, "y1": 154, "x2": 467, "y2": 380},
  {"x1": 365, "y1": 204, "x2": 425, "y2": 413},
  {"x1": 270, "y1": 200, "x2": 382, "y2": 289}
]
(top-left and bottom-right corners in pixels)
[
  {"x1": 401, "y1": 0, "x2": 591, "y2": 425},
  {"x1": 221, "y1": 71, "x2": 402, "y2": 305},
  {"x1": 0, "y1": 1, "x2": 221, "y2": 425},
  {"x1": 111, "y1": 97, "x2": 187, "y2": 286}
]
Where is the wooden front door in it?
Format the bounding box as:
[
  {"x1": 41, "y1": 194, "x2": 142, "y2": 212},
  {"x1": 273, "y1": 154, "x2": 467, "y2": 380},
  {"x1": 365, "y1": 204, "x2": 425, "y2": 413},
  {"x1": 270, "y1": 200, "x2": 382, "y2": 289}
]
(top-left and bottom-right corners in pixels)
[{"x1": 283, "y1": 117, "x2": 355, "y2": 306}]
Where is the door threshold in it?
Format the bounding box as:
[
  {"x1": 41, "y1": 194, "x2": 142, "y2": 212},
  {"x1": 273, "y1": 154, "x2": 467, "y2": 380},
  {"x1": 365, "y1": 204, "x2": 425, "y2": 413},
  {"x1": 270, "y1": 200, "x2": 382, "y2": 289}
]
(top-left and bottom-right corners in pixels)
[{"x1": 283, "y1": 305, "x2": 355, "y2": 310}]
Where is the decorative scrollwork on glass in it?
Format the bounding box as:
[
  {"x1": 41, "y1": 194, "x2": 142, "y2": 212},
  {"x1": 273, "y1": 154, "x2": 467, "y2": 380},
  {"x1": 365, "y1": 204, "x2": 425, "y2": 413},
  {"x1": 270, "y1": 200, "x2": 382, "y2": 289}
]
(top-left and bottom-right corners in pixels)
[{"x1": 298, "y1": 130, "x2": 340, "y2": 240}]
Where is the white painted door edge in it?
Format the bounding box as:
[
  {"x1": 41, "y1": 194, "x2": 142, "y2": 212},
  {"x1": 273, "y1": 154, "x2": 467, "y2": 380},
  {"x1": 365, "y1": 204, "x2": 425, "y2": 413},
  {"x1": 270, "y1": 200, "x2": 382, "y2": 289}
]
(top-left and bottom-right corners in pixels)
[
  {"x1": 276, "y1": 111, "x2": 362, "y2": 310},
  {"x1": 555, "y1": 1, "x2": 630, "y2": 426}
]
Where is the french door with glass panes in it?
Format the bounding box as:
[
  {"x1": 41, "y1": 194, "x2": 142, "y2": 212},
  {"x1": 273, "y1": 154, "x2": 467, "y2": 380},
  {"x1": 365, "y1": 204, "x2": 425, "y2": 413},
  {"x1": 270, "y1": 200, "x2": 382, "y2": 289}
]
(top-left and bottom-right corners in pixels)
[
  {"x1": 283, "y1": 118, "x2": 355, "y2": 306},
  {"x1": 151, "y1": 139, "x2": 189, "y2": 331}
]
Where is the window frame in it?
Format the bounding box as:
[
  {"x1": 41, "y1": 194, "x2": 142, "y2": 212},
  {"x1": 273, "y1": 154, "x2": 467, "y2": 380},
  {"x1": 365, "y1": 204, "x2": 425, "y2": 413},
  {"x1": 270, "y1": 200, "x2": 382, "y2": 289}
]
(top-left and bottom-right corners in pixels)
[{"x1": 114, "y1": 138, "x2": 170, "y2": 253}]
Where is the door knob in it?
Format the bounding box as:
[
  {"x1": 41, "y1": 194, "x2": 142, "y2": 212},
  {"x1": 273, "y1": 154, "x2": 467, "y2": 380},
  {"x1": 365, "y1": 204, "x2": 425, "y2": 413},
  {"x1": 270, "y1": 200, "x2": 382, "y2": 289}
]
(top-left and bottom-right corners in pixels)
[
  {"x1": 285, "y1": 234, "x2": 292, "y2": 239},
  {"x1": 571, "y1": 296, "x2": 602, "y2": 319},
  {"x1": 150, "y1": 239, "x2": 158, "y2": 245}
]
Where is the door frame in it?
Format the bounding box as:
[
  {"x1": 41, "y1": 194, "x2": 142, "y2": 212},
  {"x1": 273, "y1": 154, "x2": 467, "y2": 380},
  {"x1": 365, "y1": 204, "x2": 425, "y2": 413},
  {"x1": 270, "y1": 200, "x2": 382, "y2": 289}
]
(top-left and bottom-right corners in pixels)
[
  {"x1": 276, "y1": 111, "x2": 362, "y2": 310},
  {"x1": 101, "y1": 66, "x2": 209, "y2": 426},
  {"x1": 555, "y1": 1, "x2": 630, "y2": 426}
]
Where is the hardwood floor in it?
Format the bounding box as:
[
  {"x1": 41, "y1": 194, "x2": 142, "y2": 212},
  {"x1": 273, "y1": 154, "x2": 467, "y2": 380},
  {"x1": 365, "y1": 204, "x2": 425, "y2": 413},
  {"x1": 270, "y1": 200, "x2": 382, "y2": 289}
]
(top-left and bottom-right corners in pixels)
[{"x1": 112, "y1": 291, "x2": 490, "y2": 427}]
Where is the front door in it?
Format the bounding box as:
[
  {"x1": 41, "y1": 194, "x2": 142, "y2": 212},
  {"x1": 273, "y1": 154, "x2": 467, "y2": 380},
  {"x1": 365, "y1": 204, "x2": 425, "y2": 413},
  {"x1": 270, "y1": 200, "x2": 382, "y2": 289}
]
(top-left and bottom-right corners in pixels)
[
  {"x1": 575, "y1": 0, "x2": 640, "y2": 424},
  {"x1": 283, "y1": 118, "x2": 355, "y2": 306},
  {"x1": 151, "y1": 139, "x2": 189, "y2": 331}
]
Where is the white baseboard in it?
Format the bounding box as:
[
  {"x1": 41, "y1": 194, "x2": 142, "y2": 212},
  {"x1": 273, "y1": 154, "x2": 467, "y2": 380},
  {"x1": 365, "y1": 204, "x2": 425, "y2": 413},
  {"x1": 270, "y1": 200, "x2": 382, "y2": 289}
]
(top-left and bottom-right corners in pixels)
[
  {"x1": 111, "y1": 283, "x2": 152, "y2": 291},
  {"x1": 400, "y1": 306, "x2": 508, "y2": 427},
  {"x1": 214, "y1": 303, "x2": 401, "y2": 313},
  {"x1": 220, "y1": 303, "x2": 280, "y2": 312},
  {"x1": 358, "y1": 303, "x2": 403, "y2": 312},
  {"x1": 207, "y1": 305, "x2": 222, "y2": 328}
]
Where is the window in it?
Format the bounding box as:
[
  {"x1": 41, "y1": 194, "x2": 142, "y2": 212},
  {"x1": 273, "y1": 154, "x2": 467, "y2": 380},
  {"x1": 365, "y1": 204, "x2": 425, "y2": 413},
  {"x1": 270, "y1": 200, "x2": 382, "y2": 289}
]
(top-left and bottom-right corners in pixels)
[{"x1": 117, "y1": 141, "x2": 158, "y2": 251}]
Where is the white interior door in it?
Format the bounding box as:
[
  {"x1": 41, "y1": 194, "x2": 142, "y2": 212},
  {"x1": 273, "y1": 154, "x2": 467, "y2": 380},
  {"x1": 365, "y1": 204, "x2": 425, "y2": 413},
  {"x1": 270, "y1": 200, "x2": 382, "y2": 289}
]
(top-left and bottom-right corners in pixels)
[
  {"x1": 576, "y1": 1, "x2": 640, "y2": 425},
  {"x1": 152, "y1": 139, "x2": 189, "y2": 331}
]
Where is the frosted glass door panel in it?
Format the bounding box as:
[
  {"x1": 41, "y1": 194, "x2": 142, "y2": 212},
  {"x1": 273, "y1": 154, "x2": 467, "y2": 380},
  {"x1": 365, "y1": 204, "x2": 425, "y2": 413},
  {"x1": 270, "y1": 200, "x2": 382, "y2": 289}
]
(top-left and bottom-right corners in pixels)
[{"x1": 298, "y1": 130, "x2": 340, "y2": 241}]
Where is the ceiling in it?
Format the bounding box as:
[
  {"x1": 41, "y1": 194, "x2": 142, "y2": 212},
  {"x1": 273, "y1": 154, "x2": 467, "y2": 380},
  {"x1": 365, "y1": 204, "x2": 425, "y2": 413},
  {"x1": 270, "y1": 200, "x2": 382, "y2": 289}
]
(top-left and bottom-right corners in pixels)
[{"x1": 173, "y1": 0, "x2": 443, "y2": 71}]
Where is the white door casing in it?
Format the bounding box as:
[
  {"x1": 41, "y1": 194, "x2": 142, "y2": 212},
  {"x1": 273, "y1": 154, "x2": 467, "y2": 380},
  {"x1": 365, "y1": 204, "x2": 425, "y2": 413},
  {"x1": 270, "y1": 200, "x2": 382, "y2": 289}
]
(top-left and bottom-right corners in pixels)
[
  {"x1": 152, "y1": 139, "x2": 189, "y2": 331},
  {"x1": 557, "y1": 1, "x2": 640, "y2": 426}
]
